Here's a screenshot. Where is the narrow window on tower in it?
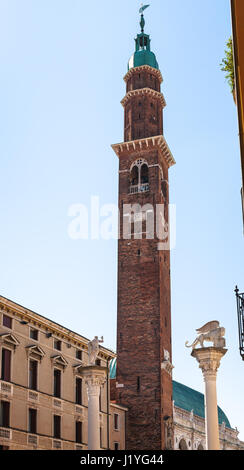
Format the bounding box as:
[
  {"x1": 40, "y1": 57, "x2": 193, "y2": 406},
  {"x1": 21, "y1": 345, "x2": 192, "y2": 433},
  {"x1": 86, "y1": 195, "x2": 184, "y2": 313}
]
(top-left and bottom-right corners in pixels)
[{"x1": 137, "y1": 376, "x2": 141, "y2": 393}]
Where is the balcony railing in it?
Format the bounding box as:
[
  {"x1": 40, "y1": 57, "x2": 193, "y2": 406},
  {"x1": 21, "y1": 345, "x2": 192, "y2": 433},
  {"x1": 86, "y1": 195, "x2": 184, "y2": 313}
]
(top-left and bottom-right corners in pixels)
[
  {"x1": 0, "y1": 427, "x2": 12, "y2": 440},
  {"x1": 28, "y1": 390, "x2": 39, "y2": 402},
  {"x1": 0, "y1": 381, "x2": 13, "y2": 397},
  {"x1": 53, "y1": 439, "x2": 62, "y2": 450},
  {"x1": 28, "y1": 434, "x2": 38, "y2": 446},
  {"x1": 235, "y1": 286, "x2": 244, "y2": 360},
  {"x1": 129, "y1": 183, "x2": 150, "y2": 194},
  {"x1": 53, "y1": 398, "x2": 62, "y2": 410}
]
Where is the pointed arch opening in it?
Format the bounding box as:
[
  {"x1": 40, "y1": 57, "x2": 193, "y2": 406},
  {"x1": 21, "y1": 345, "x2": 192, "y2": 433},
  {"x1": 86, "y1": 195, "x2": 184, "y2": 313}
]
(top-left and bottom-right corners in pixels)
[{"x1": 129, "y1": 159, "x2": 150, "y2": 194}]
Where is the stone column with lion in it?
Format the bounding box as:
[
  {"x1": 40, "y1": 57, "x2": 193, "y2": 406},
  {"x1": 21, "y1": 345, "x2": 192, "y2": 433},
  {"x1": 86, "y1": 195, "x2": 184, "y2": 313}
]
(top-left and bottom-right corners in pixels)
[{"x1": 186, "y1": 321, "x2": 227, "y2": 450}]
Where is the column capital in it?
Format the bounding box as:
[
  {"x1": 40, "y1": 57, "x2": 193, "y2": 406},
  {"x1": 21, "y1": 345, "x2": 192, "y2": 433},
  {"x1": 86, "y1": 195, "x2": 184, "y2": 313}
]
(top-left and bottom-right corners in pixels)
[
  {"x1": 191, "y1": 347, "x2": 227, "y2": 381},
  {"x1": 81, "y1": 366, "x2": 108, "y2": 395}
]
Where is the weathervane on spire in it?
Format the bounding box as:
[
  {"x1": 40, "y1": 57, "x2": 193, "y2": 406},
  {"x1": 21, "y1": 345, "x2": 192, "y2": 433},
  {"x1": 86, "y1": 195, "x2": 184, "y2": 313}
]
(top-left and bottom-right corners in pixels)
[{"x1": 139, "y1": 3, "x2": 150, "y2": 33}]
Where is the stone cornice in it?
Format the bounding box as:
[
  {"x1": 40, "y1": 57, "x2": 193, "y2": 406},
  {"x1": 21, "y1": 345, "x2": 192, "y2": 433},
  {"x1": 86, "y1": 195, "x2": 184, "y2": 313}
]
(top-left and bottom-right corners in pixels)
[
  {"x1": 110, "y1": 402, "x2": 129, "y2": 412},
  {"x1": 124, "y1": 65, "x2": 163, "y2": 84},
  {"x1": 111, "y1": 135, "x2": 176, "y2": 169},
  {"x1": 0, "y1": 295, "x2": 115, "y2": 361},
  {"x1": 121, "y1": 87, "x2": 166, "y2": 109}
]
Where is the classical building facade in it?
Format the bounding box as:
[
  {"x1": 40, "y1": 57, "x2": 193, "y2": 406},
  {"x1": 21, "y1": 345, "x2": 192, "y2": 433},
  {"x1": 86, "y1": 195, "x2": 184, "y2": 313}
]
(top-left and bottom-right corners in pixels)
[
  {"x1": 112, "y1": 11, "x2": 175, "y2": 451},
  {"x1": 0, "y1": 296, "x2": 126, "y2": 450}
]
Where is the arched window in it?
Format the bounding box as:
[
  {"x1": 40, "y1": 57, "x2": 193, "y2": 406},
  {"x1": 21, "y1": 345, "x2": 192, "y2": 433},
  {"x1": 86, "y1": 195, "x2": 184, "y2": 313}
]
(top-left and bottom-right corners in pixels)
[
  {"x1": 129, "y1": 160, "x2": 149, "y2": 194},
  {"x1": 197, "y1": 444, "x2": 204, "y2": 451},
  {"x1": 179, "y1": 439, "x2": 188, "y2": 450}
]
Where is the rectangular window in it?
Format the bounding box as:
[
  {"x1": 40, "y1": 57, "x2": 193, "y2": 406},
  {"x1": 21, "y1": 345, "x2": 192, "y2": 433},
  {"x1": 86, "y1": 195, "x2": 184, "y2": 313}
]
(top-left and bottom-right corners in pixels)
[
  {"x1": 53, "y1": 415, "x2": 61, "y2": 439},
  {"x1": 54, "y1": 339, "x2": 61, "y2": 351},
  {"x1": 114, "y1": 442, "x2": 119, "y2": 450},
  {"x1": 29, "y1": 360, "x2": 38, "y2": 391},
  {"x1": 99, "y1": 388, "x2": 102, "y2": 412},
  {"x1": 100, "y1": 427, "x2": 102, "y2": 449},
  {"x1": 1, "y1": 349, "x2": 11, "y2": 382},
  {"x1": 95, "y1": 358, "x2": 101, "y2": 366},
  {"x1": 0, "y1": 401, "x2": 10, "y2": 428},
  {"x1": 54, "y1": 369, "x2": 61, "y2": 398},
  {"x1": 28, "y1": 408, "x2": 37, "y2": 434},
  {"x1": 76, "y1": 378, "x2": 82, "y2": 405},
  {"x1": 30, "y1": 329, "x2": 38, "y2": 341},
  {"x1": 137, "y1": 376, "x2": 141, "y2": 392},
  {"x1": 114, "y1": 413, "x2": 119, "y2": 431},
  {"x1": 2, "y1": 315, "x2": 12, "y2": 329},
  {"x1": 76, "y1": 349, "x2": 82, "y2": 360},
  {"x1": 76, "y1": 421, "x2": 82, "y2": 444}
]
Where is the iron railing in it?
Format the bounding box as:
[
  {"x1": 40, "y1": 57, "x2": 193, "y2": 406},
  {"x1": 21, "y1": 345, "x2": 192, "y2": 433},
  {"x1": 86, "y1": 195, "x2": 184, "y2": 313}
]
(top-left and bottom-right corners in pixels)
[
  {"x1": 129, "y1": 183, "x2": 150, "y2": 194},
  {"x1": 235, "y1": 286, "x2": 244, "y2": 360}
]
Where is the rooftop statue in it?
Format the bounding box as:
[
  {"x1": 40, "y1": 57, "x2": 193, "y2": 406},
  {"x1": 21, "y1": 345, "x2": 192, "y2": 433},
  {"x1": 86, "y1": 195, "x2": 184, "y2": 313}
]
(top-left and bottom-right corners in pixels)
[
  {"x1": 88, "y1": 336, "x2": 104, "y2": 365},
  {"x1": 185, "y1": 321, "x2": 226, "y2": 350}
]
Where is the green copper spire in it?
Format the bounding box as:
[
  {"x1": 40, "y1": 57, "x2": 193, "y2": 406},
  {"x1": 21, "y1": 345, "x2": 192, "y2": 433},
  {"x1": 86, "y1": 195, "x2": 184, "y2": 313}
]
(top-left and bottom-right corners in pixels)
[{"x1": 128, "y1": 5, "x2": 159, "y2": 71}]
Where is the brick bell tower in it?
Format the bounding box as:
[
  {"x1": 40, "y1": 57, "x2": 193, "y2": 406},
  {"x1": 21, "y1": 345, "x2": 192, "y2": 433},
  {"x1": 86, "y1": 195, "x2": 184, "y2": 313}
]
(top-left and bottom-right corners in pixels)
[{"x1": 112, "y1": 9, "x2": 175, "y2": 450}]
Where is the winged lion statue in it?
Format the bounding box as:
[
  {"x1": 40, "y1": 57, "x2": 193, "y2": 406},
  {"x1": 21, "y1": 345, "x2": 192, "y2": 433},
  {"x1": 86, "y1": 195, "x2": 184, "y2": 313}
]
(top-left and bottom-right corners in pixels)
[{"x1": 185, "y1": 321, "x2": 226, "y2": 350}]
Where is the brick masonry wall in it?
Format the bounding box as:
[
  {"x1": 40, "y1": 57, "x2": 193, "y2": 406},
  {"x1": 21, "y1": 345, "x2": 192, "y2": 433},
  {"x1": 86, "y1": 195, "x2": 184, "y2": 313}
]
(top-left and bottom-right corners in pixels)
[{"x1": 115, "y1": 67, "x2": 173, "y2": 450}]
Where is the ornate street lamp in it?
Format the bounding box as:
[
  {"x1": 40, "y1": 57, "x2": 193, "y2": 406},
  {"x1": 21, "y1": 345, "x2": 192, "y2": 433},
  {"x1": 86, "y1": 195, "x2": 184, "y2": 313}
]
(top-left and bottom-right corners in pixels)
[{"x1": 235, "y1": 286, "x2": 244, "y2": 360}]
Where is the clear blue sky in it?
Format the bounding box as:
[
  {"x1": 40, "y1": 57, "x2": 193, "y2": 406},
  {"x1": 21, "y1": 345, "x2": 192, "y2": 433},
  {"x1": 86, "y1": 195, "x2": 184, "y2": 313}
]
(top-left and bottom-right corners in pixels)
[{"x1": 0, "y1": 0, "x2": 244, "y2": 440}]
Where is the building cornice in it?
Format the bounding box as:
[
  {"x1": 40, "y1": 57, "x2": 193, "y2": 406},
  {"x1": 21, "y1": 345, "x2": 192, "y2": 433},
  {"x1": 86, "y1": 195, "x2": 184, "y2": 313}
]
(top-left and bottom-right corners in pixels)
[
  {"x1": 121, "y1": 88, "x2": 166, "y2": 109},
  {"x1": 124, "y1": 65, "x2": 163, "y2": 84},
  {"x1": 111, "y1": 135, "x2": 176, "y2": 168},
  {"x1": 110, "y1": 402, "x2": 129, "y2": 412}
]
